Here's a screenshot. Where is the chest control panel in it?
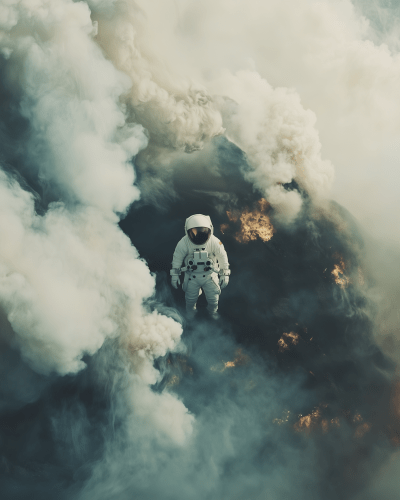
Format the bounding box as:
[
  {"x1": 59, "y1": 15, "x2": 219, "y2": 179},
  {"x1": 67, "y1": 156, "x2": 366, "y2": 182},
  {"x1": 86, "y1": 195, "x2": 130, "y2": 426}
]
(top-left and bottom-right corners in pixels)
[{"x1": 186, "y1": 250, "x2": 214, "y2": 273}]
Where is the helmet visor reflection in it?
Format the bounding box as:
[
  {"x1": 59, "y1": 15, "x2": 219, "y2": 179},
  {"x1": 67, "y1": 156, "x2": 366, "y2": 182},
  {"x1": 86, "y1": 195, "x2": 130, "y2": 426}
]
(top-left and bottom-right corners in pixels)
[{"x1": 188, "y1": 227, "x2": 211, "y2": 245}]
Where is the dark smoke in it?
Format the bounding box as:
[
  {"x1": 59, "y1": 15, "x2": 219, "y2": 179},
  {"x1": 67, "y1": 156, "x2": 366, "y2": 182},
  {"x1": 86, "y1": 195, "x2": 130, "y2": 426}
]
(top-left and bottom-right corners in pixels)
[{"x1": 0, "y1": 130, "x2": 397, "y2": 499}]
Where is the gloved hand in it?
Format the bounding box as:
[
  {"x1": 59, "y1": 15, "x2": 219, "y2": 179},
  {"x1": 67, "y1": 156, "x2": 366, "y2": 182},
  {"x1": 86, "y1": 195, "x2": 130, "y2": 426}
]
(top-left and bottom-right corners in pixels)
[
  {"x1": 171, "y1": 275, "x2": 180, "y2": 289},
  {"x1": 219, "y1": 275, "x2": 229, "y2": 289}
]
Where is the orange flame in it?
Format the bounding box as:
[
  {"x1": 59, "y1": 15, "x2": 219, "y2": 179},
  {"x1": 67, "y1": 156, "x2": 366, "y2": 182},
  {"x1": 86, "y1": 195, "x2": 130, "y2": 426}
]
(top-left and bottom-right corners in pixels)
[
  {"x1": 293, "y1": 406, "x2": 375, "y2": 437},
  {"x1": 275, "y1": 405, "x2": 372, "y2": 437},
  {"x1": 294, "y1": 407, "x2": 323, "y2": 433},
  {"x1": 223, "y1": 348, "x2": 250, "y2": 370},
  {"x1": 331, "y1": 254, "x2": 350, "y2": 288},
  {"x1": 278, "y1": 332, "x2": 300, "y2": 352},
  {"x1": 211, "y1": 348, "x2": 251, "y2": 372},
  {"x1": 293, "y1": 405, "x2": 346, "y2": 434},
  {"x1": 222, "y1": 199, "x2": 275, "y2": 243},
  {"x1": 224, "y1": 361, "x2": 236, "y2": 369}
]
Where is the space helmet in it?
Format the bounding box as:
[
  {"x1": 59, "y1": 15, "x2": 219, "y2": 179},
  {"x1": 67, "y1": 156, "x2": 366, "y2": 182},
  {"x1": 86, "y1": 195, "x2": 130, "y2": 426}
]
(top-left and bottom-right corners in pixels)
[{"x1": 185, "y1": 214, "x2": 213, "y2": 245}]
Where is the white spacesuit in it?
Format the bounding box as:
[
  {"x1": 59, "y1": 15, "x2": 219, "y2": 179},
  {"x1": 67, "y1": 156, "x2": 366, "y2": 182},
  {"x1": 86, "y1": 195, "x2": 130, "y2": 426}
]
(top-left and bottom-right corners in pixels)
[{"x1": 170, "y1": 214, "x2": 230, "y2": 319}]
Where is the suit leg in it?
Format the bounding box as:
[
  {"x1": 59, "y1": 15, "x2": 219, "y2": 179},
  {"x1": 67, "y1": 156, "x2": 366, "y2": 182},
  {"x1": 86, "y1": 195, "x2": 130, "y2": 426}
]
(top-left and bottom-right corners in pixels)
[
  {"x1": 202, "y1": 273, "x2": 221, "y2": 314},
  {"x1": 184, "y1": 277, "x2": 202, "y2": 312}
]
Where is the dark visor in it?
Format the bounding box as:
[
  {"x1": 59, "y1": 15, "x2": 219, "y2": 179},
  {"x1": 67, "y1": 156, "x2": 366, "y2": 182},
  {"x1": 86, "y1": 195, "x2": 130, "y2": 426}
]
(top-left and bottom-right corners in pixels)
[{"x1": 187, "y1": 227, "x2": 211, "y2": 245}]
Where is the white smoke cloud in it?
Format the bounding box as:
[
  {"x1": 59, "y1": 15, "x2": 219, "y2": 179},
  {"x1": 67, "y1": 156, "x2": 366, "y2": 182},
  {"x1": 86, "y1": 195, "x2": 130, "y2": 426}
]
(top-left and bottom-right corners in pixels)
[
  {"x1": 0, "y1": 0, "x2": 192, "y2": 443},
  {"x1": 87, "y1": 0, "x2": 224, "y2": 153},
  {"x1": 82, "y1": 0, "x2": 336, "y2": 222},
  {"x1": 2, "y1": 0, "x2": 146, "y2": 213},
  {"x1": 141, "y1": 0, "x2": 400, "y2": 241},
  {"x1": 213, "y1": 70, "x2": 334, "y2": 222},
  {"x1": 0, "y1": 171, "x2": 184, "y2": 377},
  {"x1": 126, "y1": 373, "x2": 195, "y2": 445}
]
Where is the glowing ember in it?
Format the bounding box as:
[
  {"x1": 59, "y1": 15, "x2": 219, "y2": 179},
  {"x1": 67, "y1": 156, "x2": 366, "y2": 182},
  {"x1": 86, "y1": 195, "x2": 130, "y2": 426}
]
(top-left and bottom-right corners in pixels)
[
  {"x1": 273, "y1": 410, "x2": 291, "y2": 425},
  {"x1": 294, "y1": 407, "x2": 322, "y2": 433},
  {"x1": 293, "y1": 404, "x2": 344, "y2": 434},
  {"x1": 211, "y1": 348, "x2": 250, "y2": 372},
  {"x1": 294, "y1": 407, "x2": 374, "y2": 436},
  {"x1": 222, "y1": 199, "x2": 275, "y2": 243},
  {"x1": 275, "y1": 405, "x2": 345, "y2": 433},
  {"x1": 354, "y1": 422, "x2": 371, "y2": 439},
  {"x1": 224, "y1": 361, "x2": 235, "y2": 369},
  {"x1": 224, "y1": 348, "x2": 250, "y2": 369},
  {"x1": 278, "y1": 332, "x2": 300, "y2": 352},
  {"x1": 283, "y1": 405, "x2": 373, "y2": 436},
  {"x1": 220, "y1": 223, "x2": 229, "y2": 234},
  {"x1": 331, "y1": 255, "x2": 350, "y2": 288}
]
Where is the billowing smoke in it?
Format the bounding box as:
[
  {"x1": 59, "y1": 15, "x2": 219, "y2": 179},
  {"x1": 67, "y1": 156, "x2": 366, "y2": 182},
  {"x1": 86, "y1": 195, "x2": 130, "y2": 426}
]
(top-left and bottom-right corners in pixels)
[
  {"x1": 0, "y1": 0, "x2": 399, "y2": 499},
  {"x1": 213, "y1": 70, "x2": 334, "y2": 221},
  {"x1": 0, "y1": 0, "x2": 191, "y2": 446}
]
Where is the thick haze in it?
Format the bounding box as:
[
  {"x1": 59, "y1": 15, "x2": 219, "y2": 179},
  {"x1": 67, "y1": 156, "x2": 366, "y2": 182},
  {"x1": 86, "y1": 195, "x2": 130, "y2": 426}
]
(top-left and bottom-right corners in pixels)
[{"x1": 0, "y1": 0, "x2": 399, "y2": 499}]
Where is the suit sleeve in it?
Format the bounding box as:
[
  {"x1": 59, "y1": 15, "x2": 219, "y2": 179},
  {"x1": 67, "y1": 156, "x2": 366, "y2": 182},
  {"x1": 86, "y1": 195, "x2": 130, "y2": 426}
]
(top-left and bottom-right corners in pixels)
[
  {"x1": 171, "y1": 238, "x2": 188, "y2": 271},
  {"x1": 213, "y1": 238, "x2": 229, "y2": 271}
]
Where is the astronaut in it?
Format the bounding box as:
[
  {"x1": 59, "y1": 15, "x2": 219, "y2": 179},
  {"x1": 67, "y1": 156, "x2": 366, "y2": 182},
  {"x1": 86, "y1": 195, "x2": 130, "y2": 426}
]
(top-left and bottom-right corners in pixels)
[{"x1": 170, "y1": 214, "x2": 230, "y2": 319}]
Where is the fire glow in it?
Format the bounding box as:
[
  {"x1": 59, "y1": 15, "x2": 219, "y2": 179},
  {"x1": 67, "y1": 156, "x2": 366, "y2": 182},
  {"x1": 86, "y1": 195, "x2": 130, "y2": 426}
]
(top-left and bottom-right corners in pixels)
[
  {"x1": 222, "y1": 199, "x2": 275, "y2": 243},
  {"x1": 211, "y1": 348, "x2": 250, "y2": 372},
  {"x1": 278, "y1": 332, "x2": 300, "y2": 352},
  {"x1": 331, "y1": 254, "x2": 350, "y2": 288},
  {"x1": 273, "y1": 405, "x2": 373, "y2": 438},
  {"x1": 293, "y1": 405, "x2": 343, "y2": 434},
  {"x1": 273, "y1": 410, "x2": 291, "y2": 425}
]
